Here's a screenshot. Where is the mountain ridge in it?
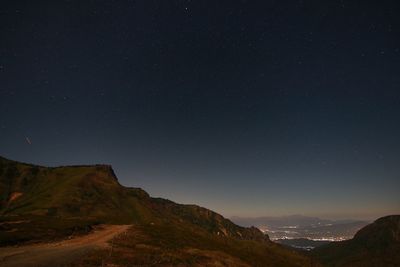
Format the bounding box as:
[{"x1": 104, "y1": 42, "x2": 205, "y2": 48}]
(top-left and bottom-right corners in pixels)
[{"x1": 0, "y1": 155, "x2": 268, "y2": 242}]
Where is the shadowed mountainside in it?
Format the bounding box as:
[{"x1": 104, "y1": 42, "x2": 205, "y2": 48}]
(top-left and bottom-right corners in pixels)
[
  {"x1": 313, "y1": 215, "x2": 400, "y2": 267},
  {"x1": 0, "y1": 156, "x2": 318, "y2": 266}
]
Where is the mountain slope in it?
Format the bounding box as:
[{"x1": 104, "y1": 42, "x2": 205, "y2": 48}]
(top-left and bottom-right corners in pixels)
[
  {"x1": 0, "y1": 156, "x2": 262, "y2": 239},
  {"x1": 0, "y1": 156, "x2": 317, "y2": 266},
  {"x1": 313, "y1": 215, "x2": 400, "y2": 267},
  {"x1": 0, "y1": 156, "x2": 150, "y2": 222}
]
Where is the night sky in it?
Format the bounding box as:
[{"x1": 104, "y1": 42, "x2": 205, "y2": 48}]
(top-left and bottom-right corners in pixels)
[{"x1": 1, "y1": 1, "x2": 399, "y2": 220}]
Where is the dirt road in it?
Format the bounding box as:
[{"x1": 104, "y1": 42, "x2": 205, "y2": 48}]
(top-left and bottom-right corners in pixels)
[{"x1": 0, "y1": 224, "x2": 131, "y2": 267}]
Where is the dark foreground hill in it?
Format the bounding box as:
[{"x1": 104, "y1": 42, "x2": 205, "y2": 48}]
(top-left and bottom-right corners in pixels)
[
  {"x1": 0, "y1": 156, "x2": 318, "y2": 266},
  {"x1": 313, "y1": 215, "x2": 400, "y2": 267}
]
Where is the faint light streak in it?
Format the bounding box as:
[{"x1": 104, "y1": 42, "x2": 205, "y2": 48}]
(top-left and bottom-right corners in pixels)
[{"x1": 25, "y1": 137, "x2": 32, "y2": 145}]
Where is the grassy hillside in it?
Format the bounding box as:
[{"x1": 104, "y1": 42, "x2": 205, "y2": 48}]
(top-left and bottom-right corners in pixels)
[
  {"x1": 0, "y1": 156, "x2": 150, "y2": 222},
  {"x1": 72, "y1": 221, "x2": 320, "y2": 267},
  {"x1": 0, "y1": 156, "x2": 266, "y2": 241},
  {"x1": 0, "y1": 156, "x2": 317, "y2": 266}
]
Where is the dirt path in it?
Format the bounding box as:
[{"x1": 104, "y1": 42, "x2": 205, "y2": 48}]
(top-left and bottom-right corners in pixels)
[{"x1": 0, "y1": 224, "x2": 131, "y2": 267}]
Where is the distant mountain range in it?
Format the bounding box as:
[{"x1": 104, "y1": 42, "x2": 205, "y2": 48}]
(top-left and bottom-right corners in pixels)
[
  {"x1": 232, "y1": 215, "x2": 334, "y2": 228},
  {"x1": 0, "y1": 155, "x2": 398, "y2": 266},
  {"x1": 231, "y1": 214, "x2": 367, "y2": 229},
  {"x1": 231, "y1": 215, "x2": 369, "y2": 241}
]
